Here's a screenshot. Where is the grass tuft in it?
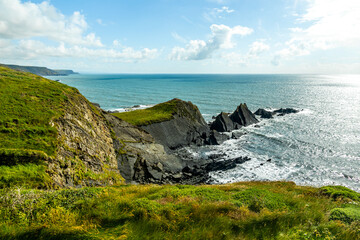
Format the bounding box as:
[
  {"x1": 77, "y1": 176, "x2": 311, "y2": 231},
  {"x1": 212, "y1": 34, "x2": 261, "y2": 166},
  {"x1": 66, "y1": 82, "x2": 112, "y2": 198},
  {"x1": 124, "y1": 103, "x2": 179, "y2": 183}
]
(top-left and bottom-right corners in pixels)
[{"x1": 0, "y1": 182, "x2": 359, "y2": 239}]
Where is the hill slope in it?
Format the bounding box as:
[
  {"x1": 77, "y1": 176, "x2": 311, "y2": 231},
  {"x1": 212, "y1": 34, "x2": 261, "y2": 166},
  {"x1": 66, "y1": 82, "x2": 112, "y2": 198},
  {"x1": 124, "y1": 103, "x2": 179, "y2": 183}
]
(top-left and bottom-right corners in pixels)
[
  {"x1": 0, "y1": 66, "x2": 122, "y2": 188},
  {"x1": 0, "y1": 63, "x2": 77, "y2": 76}
]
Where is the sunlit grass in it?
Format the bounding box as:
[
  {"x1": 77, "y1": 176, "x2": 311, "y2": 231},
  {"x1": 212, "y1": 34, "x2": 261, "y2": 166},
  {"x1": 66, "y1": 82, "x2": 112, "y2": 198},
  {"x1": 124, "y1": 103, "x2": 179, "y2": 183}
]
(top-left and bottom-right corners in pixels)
[{"x1": 1, "y1": 182, "x2": 359, "y2": 239}]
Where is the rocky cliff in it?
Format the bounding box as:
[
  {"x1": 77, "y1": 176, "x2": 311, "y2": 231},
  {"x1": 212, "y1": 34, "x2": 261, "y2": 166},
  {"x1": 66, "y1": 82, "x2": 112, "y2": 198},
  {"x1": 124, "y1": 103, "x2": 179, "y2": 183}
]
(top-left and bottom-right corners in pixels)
[
  {"x1": 140, "y1": 99, "x2": 209, "y2": 150},
  {"x1": 1, "y1": 66, "x2": 297, "y2": 188},
  {"x1": 0, "y1": 63, "x2": 77, "y2": 76},
  {"x1": 0, "y1": 66, "x2": 122, "y2": 188}
]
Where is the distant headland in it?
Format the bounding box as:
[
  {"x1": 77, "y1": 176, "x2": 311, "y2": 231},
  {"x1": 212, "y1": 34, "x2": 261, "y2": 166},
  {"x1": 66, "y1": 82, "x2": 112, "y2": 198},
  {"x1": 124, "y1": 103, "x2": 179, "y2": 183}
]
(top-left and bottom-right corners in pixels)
[{"x1": 0, "y1": 63, "x2": 78, "y2": 76}]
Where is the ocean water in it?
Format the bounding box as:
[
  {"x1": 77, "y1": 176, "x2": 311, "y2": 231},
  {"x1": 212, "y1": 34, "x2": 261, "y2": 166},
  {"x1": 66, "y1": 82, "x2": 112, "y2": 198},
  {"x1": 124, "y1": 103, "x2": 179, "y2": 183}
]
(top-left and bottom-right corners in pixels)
[{"x1": 48, "y1": 74, "x2": 360, "y2": 191}]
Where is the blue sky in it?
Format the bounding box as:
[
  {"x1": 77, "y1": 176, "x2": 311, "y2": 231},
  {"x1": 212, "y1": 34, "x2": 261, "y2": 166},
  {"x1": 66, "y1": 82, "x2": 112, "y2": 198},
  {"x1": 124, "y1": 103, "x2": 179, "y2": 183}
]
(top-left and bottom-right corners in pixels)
[{"x1": 0, "y1": 0, "x2": 359, "y2": 73}]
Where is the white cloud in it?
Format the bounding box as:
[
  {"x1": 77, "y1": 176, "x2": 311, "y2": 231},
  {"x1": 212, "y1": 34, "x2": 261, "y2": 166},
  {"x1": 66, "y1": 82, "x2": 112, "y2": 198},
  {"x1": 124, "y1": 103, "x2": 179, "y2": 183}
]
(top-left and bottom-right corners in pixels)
[
  {"x1": 170, "y1": 24, "x2": 253, "y2": 60},
  {"x1": 0, "y1": 0, "x2": 158, "y2": 63},
  {"x1": 222, "y1": 41, "x2": 270, "y2": 66},
  {"x1": 248, "y1": 41, "x2": 270, "y2": 57},
  {"x1": 0, "y1": 40, "x2": 158, "y2": 62},
  {"x1": 203, "y1": 6, "x2": 234, "y2": 22},
  {"x1": 273, "y1": 0, "x2": 360, "y2": 65},
  {"x1": 0, "y1": 0, "x2": 102, "y2": 46},
  {"x1": 216, "y1": 6, "x2": 234, "y2": 14}
]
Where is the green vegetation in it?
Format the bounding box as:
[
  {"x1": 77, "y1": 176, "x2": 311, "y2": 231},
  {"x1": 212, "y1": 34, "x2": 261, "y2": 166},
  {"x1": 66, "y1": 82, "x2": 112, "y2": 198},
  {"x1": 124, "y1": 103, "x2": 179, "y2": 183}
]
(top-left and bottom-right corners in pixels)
[
  {"x1": 0, "y1": 66, "x2": 122, "y2": 188},
  {"x1": 111, "y1": 98, "x2": 199, "y2": 126},
  {"x1": 0, "y1": 164, "x2": 52, "y2": 189},
  {"x1": 0, "y1": 66, "x2": 77, "y2": 157},
  {"x1": 320, "y1": 185, "x2": 360, "y2": 201},
  {"x1": 330, "y1": 205, "x2": 360, "y2": 224},
  {"x1": 111, "y1": 99, "x2": 180, "y2": 126},
  {"x1": 1, "y1": 182, "x2": 359, "y2": 239}
]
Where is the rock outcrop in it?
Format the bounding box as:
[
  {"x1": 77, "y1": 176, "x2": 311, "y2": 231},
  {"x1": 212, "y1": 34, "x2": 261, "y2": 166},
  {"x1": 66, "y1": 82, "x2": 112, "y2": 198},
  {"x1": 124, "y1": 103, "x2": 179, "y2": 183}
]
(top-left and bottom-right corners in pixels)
[
  {"x1": 230, "y1": 103, "x2": 259, "y2": 127},
  {"x1": 49, "y1": 92, "x2": 122, "y2": 187},
  {"x1": 1, "y1": 66, "x2": 301, "y2": 187},
  {"x1": 210, "y1": 112, "x2": 235, "y2": 132},
  {"x1": 141, "y1": 99, "x2": 209, "y2": 150},
  {"x1": 210, "y1": 103, "x2": 259, "y2": 133},
  {"x1": 254, "y1": 108, "x2": 274, "y2": 119},
  {"x1": 104, "y1": 113, "x2": 184, "y2": 184},
  {"x1": 273, "y1": 108, "x2": 299, "y2": 115},
  {"x1": 254, "y1": 108, "x2": 299, "y2": 118}
]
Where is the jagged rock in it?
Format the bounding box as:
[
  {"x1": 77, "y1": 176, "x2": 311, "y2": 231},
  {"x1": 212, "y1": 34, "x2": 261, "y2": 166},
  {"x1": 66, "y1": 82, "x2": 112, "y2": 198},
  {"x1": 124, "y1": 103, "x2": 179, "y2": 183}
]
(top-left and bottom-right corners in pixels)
[
  {"x1": 273, "y1": 108, "x2": 299, "y2": 115},
  {"x1": 141, "y1": 99, "x2": 209, "y2": 150},
  {"x1": 205, "y1": 156, "x2": 251, "y2": 172},
  {"x1": 210, "y1": 112, "x2": 235, "y2": 132},
  {"x1": 230, "y1": 103, "x2": 259, "y2": 127},
  {"x1": 231, "y1": 131, "x2": 245, "y2": 139},
  {"x1": 104, "y1": 113, "x2": 184, "y2": 184},
  {"x1": 207, "y1": 130, "x2": 229, "y2": 145},
  {"x1": 254, "y1": 108, "x2": 274, "y2": 119}
]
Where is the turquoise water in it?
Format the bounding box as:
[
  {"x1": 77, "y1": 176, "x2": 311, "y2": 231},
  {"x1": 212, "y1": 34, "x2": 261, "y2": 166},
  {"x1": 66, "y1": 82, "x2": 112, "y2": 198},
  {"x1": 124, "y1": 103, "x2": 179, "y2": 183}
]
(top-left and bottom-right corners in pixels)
[{"x1": 49, "y1": 74, "x2": 360, "y2": 191}]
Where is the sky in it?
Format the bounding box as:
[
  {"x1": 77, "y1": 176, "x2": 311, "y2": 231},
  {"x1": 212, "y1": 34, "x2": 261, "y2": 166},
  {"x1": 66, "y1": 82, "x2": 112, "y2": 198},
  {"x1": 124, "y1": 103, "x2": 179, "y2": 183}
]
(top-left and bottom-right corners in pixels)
[{"x1": 0, "y1": 0, "x2": 360, "y2": 74}]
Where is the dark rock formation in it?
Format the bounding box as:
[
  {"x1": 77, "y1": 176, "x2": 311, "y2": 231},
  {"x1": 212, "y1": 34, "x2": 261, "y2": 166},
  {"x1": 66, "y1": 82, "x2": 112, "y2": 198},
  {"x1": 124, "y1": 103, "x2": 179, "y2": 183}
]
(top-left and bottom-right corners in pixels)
[
  {"x1": 254, "y1": 107, "x2": 299, "y2": 118},
  {"x1": 207, "y1": 130, "x2": 229, "y2": 145},
  {"x1": 141, "y1": 99, "x2": 209, "y2": 150},
  {"x1": 104, "y1": 112, "x2": 184, "y2": 184},
  {"x1": 230, "y1": 103, "x2": 259, "y2": 127},
  {"x1": 254, "y1": 108, "x2": 274, "y2": 119},
  {"x1": 210, "y1": 112, "x2": 234, "y2": 132},
  {"x1": 232, "y1": 131, "x2": 246, "y2": 139},
  {"x1": 205, "y1": 156, "x2": 251, "y2": 172},
  {"x1": 273, "y1": 108, "x2": 299, "y2": 115}
]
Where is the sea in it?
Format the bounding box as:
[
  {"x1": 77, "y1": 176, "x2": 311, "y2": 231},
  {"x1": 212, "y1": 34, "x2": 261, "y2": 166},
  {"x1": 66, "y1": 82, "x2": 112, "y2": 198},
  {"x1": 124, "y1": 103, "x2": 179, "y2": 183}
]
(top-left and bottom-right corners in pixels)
[{"x1": 48, "y1": 74, "x2": 360, "y2": 191}]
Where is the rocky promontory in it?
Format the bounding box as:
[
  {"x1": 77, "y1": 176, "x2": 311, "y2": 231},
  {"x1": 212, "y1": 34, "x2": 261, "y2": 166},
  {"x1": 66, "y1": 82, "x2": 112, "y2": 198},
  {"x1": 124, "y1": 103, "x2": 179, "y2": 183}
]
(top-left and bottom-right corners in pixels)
[{"x1": 0, "y1": 65, "x2": 301, "y2": 188}]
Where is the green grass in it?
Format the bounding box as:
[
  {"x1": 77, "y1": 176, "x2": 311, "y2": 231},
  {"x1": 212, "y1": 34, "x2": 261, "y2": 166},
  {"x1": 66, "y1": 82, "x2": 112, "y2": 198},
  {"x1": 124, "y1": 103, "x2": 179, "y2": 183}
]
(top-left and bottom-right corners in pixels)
[
  {"x1": 0, "y1": 66, "x2": 78, "y2": 158},
  {"x1": 320, "y1": 185, "x2": 360, "y2": 201},
  {"x1": 0, "y1": 164, "x2": 52, "y2": 189},
  {"x1": 111, "y1": 99, "x2": 179, "y2": 126},
  {"x1": 111, "y1": 98, "x2": 199, "y2": 126},
  {"x1": 330, "y1": 205, "x2": 360, "y2": 223},
  {"x1": 1, "y1": 181, "x2": 359, "y2": 239}
]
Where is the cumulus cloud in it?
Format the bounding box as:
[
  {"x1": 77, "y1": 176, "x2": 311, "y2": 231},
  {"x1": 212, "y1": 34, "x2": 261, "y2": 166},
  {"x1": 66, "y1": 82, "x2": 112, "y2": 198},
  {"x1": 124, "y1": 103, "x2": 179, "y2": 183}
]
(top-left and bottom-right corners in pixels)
[
  {"x1": 0, "y1": 0, "x2": 102, "y2": 46},
  {"x1": 170, "y1": 24, "x2": 253, "y2": 60},
  {"x1": 273, "y1": 0, "x2": 360, "y2": 65},
  {"x1": 0, "y1": 40, "x2": 158, "y2": 62},
  {"x1": 0, "y1": 0, "x2": 157, "y2": 63},
  {"x1": 248, "y1": 41, "x2": 270, "y2": 57},
  {"x1": 222, "y1": 41, "x2": 270, "y2": 66}
]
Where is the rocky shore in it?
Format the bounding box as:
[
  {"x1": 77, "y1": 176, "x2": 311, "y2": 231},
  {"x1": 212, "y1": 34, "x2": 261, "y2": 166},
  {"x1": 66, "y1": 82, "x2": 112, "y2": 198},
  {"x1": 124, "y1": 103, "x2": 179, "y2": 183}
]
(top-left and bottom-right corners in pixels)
[
  {"x1": 107, "y1": 98, "x2": 300, "y2": 185},
  {"x1": 1, "y1": 65, "x2": 302, "y2": 188}
]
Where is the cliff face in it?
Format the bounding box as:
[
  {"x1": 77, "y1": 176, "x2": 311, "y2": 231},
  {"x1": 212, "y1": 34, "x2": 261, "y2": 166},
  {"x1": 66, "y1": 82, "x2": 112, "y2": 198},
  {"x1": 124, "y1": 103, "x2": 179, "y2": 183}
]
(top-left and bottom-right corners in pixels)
[
  {"x1": 0, "y1": 66, "x2": 123, "y2": 188},
  {"x1": 104, "y1": 113, "x2": 184, "y2": 183},
  {"x1": 49, "y1": 92, "x2": 121, "y2": 187},
  {"x1": 140, "y1": 99, "x2": 209, "y2": 150},
  {"x1": 0, "y1": 63, "x2": 76, "y2": 76}
]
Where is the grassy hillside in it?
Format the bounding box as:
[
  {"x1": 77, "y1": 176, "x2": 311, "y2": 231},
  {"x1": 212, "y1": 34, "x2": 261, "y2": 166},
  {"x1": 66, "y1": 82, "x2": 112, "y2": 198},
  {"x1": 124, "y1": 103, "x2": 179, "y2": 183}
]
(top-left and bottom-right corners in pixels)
[
  {"x1": 0, "y1": 66, "x2": 123, "y2": 188},
  {"x1": 1, "y1": 182, "x2": 359, "y2": 239},
  {"x1": 0, "y1": 66, "x2": 78, "y2": 158},
  {"x1": 0, "y1": 66, "x2": 79, "y2": 188}
]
